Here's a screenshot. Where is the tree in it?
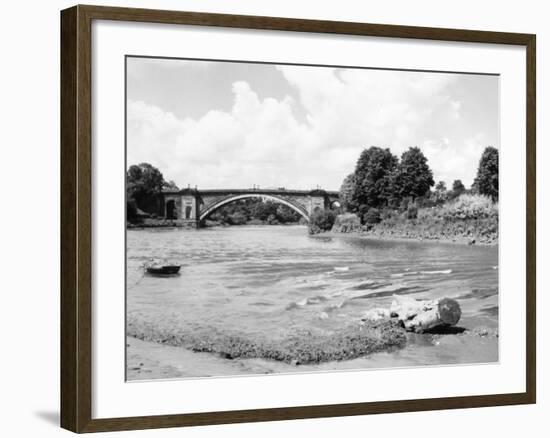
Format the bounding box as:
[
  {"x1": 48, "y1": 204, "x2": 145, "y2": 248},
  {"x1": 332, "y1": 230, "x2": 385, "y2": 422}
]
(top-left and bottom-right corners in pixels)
[
  {"x1": 363, "y1": 207, "x2": 382, "y2": 224},
  {"x1": 392, "y1": 147, "x2": 434, "y2": 201},
  {"x1": 472, "y1": 146, "x2": 498, "y2": 201},
  {"x1": 452, "y1": 179, "x2": 466, "y2": 196},
  {"x1": 163, "y1": 180, "x2": 179, "y2": 191},
  {"x1": 276, "y1": 204, "x2": 301, "y2": 223},
  {"x1": 435, "y1": 181, "x2": 447, "y2": 193},
  {"x1": 351, "y1": 146, "x2": 398, "y2": 215},
  {"x1": 126, "y1": 163, "x2": 166, "y2": 214},
  {"x1": 433, "y1": 180, "x2": 448, "y2": 204},
  {"x1": 251, "y1": 200, "x2": 277, "y2": 221},
  {"x1": 126, "y1": 198, "x2": 138, "y2": 221},
  {"x1": 228, "y1": 211, "x2": 248, "y2": 225},
  {"x1": 339, "y1": 173, "x2": 356, "y2": 212},
  {"x1": 308, "y1": 209, "x2": 337, "y2": 235},
  {"x1": 209, "y1": 199, "x2": 302, "y2": 225}
]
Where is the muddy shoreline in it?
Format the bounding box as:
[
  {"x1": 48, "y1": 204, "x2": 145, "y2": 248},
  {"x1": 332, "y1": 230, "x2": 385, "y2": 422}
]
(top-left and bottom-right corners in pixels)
[
  {"x1": 128, "y1": 221, "x2": 497, "y2": 247},
  {"x1": 317, "y1": 230, "x2": 498, "y2": 246},
  {"x1": 127, "y1": 325, "x2": 498, "y2": 380},
  {"x1": 126, "y1": 312, "x2": 498, "y2": 380},
  {"x1": 127, "y1": 219, "x2": 303, "y2": 229}
]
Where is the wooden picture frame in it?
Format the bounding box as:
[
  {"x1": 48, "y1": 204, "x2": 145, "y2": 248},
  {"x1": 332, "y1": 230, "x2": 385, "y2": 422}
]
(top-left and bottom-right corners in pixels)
[{"x1": 61, "y1": 4, "x2": 536, "y2": 433}]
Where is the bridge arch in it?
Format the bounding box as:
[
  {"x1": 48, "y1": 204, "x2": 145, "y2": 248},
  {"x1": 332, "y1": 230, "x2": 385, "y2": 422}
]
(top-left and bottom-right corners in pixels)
[{"x1": 199, "y1": 193, "x2": 309, "y2": 222}]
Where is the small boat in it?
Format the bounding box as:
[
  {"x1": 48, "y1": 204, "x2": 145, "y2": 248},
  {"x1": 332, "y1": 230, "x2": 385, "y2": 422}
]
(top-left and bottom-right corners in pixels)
[
  {"x1": 144, "y1": 259, "x2": 181, "y2": 276},
  {"x1": 146, "y1": 265, "x2": 181, "y2": 275}
]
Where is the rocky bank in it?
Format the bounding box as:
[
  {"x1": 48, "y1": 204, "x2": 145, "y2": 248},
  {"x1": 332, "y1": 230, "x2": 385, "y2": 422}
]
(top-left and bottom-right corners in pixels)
[{"x1": 330, "y1": 212, "x2": 498, "y2": 245}]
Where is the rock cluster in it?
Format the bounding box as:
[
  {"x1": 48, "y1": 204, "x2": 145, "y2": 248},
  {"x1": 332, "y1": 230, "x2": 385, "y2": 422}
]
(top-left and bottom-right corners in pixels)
[{"x1": 331, "y1": 213, "x2": 362, "y2": 233}]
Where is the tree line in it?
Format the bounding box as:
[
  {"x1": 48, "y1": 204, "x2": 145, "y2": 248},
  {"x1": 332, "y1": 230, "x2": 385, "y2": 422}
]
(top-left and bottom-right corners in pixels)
[
  {"x1": 126, "y1": 144, "x2": 498, "y2": 227},
  {"x1": 208, "y1": 199, "x2": 302, "y2": 225},
  {"x1": 339, "y1": 145, "x2": 498, "y2": 224}
]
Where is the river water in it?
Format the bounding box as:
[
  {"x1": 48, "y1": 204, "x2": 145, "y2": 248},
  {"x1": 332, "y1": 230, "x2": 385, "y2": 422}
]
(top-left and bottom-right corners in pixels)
[{"x1": 126, "y1": 225, "x2": 499, "y2": 379}]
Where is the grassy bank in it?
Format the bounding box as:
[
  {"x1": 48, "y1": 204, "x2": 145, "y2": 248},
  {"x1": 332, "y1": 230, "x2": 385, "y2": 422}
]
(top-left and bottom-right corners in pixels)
[{"x1": 331, "y1": 194, "x2": 498, "y2": 245}]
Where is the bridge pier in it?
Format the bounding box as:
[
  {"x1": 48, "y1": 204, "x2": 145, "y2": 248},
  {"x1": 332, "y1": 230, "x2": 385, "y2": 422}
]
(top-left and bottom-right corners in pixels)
[
  {"x1": 162, "y1": 189, "x2": 199, "y2": 227},
  {"x1": 307, "y1": 196, "x2": 326, "y2": 216},
  {"x1": 180, "y1": 193, "x2": 200, "y2": 227}
]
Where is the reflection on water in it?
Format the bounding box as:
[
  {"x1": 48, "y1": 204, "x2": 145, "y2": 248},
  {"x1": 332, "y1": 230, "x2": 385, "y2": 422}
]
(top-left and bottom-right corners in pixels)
[{"x1": 126, "y1": 225, "x2": 499, "y2": 375}]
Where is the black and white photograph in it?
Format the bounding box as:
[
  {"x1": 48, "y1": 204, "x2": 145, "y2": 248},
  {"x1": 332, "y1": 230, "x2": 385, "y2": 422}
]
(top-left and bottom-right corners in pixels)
[{"x1": 125, "y1": 56, "x2": 499, "y2": 381}]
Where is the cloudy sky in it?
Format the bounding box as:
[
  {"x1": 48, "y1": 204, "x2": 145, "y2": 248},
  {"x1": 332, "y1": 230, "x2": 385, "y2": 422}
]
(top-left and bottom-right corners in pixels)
[{"x1": 127, "y1": 57, "x2": 499, "y2": 191}]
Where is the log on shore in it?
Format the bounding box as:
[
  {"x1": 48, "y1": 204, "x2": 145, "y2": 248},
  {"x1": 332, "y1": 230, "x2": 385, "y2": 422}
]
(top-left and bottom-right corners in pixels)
[{"x1": 390, "y1": 295, "x2": 462, "y2": 333}]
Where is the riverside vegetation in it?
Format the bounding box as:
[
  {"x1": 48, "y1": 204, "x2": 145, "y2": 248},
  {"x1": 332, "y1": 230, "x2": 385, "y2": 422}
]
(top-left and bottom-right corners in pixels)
[{"x1": 309, "y1": 146, "x2": 499, "y2": 245}]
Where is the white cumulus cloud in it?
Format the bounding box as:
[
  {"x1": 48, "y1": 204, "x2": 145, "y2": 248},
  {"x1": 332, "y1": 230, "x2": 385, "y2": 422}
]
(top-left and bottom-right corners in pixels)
[{"x1": 127, "y1": 66, "x2": 496, "y2": 190}]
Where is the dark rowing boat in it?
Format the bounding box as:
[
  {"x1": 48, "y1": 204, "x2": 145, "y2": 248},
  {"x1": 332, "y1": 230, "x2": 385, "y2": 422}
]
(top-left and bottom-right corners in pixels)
[
  {"x1": 143, "y1": 259, "x2": 181, "y2": 276},
  {"x1": 145, "y1": 265, "x2": 181, "y2": 275}
]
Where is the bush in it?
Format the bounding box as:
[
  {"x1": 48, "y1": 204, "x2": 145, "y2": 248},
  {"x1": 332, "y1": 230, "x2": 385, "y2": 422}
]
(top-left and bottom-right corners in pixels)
[
  {"x1": 398, "y1": 197, "x2": 411, "y2": 212},
  {"x1": 363, "y1": 208, "x2": 382, "y2": 224},
  {"x1": 439, "y1": 194, "x2": 498, "y2": 221},
  {"x1": 406, "y1": 204, "x2": 418, "y2": 219},
  {"x1": 209, "y1": 211, "x2": 227, "y2": 224},
  {"x1": 332, "y1": 213, "x2": 361, "y2": 233},
  {"x1": 308, "y1": 209, "x2": 337, "y2": 234},
  {"x1": 380, "y1": 208, "x2": 396, "y2": 221},
  {"x1": 266, "y1": 214, "x2": 279, "y2": 225},
  {"x1": 416, "y1": 195, "x2": 436, "y2": 208},
  {"x1": 228, "y1": 211, "x2": 248, "y2": 225},
  {"x1": 275, "y1": 205, "x2": 301, "y2": 223}
]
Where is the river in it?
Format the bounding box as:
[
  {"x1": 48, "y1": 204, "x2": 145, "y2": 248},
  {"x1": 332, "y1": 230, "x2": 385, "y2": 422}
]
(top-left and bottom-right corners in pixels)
[{"x1": 126, "y1": 225, "x2": 499, "y2": 380}]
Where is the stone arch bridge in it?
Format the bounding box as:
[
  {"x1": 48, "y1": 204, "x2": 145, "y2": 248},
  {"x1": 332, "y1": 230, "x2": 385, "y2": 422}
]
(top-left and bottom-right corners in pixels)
[{"x1": 161, "y1": 188, "x2": 340, "y2": 227}]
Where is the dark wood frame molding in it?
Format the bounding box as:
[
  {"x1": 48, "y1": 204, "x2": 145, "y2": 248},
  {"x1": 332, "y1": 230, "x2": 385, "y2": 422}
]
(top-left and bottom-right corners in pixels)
[{"x1": 61, "y1": 4, "x2": 536, "y2": 433}]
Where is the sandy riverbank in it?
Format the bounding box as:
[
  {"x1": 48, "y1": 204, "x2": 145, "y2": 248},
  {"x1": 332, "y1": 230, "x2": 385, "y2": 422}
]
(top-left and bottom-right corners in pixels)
[{"x1": 126, "y1": 336, "x2": 281, "y2": 380}]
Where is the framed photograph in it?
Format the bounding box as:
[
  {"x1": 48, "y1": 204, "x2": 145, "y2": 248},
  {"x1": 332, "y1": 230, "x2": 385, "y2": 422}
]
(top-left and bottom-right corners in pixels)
[{"x1": 60, "y1": 4, "x2": 536, "y2": 433}]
